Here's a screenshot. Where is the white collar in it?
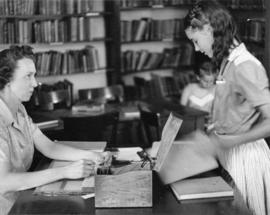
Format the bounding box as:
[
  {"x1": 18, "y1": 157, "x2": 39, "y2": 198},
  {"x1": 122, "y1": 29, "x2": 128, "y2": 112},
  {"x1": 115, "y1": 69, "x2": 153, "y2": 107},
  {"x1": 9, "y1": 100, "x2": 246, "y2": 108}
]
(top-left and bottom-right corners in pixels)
[{"x1": 228, "y1": 43, "x2": 247, "y2": 62}]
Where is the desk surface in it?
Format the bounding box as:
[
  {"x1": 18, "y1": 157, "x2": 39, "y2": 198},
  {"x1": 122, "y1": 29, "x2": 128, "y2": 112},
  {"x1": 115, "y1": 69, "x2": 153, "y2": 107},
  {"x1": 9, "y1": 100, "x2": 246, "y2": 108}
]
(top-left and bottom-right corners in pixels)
[
  {"x1": 9, "y1": 141, "x2": 252, "y2": 215},
  {"x1": 9, "y1": 187, "x2": 252, "y2": 215}
]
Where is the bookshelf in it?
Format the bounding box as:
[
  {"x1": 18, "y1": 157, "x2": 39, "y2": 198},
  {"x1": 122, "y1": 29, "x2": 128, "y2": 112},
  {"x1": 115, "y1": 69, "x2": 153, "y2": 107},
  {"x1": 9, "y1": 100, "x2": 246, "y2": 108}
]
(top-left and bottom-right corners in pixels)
[
  {"x1": 117, "y1": 0, "x2": 195, "y2": 89},
  {"x1": 227, "y1": 3, "x2": 266, "y2": 66},
  {"x1": 218, "y1": 0, "x2": 270, "y2": 77},
  {"x1": 0, "y1": 0, "x2": 112, "y2": 99},
  {"x1": 2, "y1": 0, "x2": 269, "y2": 100},
  {"x1": 113, "y1": 0, "x2": 270, "y2": 89}
]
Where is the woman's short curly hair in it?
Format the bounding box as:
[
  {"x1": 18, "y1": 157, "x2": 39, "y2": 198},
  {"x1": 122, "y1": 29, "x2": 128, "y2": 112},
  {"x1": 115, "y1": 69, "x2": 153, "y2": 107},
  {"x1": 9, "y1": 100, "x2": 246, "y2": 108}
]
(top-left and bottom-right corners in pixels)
[
  {"x1": 0, "y1": 45, "x2": 35, "y2": 90},
  {"x1": 184, "y1": 0, "x2": 240, "y2": 67}
]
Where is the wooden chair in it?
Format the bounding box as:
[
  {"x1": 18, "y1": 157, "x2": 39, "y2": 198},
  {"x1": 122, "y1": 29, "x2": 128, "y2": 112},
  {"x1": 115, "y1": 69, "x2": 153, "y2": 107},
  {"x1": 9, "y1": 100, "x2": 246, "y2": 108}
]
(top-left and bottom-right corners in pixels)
[
  {"x1": 61, "y1": 111, "x2": 119, "y2": 148},
  {"x1": 138, "y1": 105, "x2": 161, "y2": 148}
]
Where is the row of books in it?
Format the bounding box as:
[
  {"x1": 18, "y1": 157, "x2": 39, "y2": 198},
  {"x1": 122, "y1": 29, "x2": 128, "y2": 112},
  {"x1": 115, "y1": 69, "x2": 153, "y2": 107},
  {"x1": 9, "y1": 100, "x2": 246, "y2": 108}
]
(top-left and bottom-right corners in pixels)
[
  {"x1": 120, "y1": 0, "x2": 195, "y2": 8},
  {"x1": 35, "y1": 45, "x2": 100, "y2": 77},
  {"x1": 150, "y1": 74, "x2": 180, "y2": 98},
  {"x1": 0, "y1": 17, "x2": 105, "y2": 44},
  {"x1": 133, "y1": 74, "x2": 180, "y2": 100},
  {"x1": 121, "y1": 44, "x2": 194, "y2": 73},
  {"x1": 133, "y1": 69, "x2": 197, "y2": 100},
  {"x1": 120, "y1": 0, "x2": 264, "y2": 9},
  {"x1": 121, "y1": 18, "x2": 185, "y2": 42},
  {"x1": 173, "y1": 69, "x2": 197, "y2": 91},
  {"x1": 219, "y1": 0, "x2": 265, "y2": 9},
  {"x1": 0, "y1": 0, "x2": 104, "y2": 16},
  {"x1": 238, "y1": 19, "x2": 265, "y2": 44}
]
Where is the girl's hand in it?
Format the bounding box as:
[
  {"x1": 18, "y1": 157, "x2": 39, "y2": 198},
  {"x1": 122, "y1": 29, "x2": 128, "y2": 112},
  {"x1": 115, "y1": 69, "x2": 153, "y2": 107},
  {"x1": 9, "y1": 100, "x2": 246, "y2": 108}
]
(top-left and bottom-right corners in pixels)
[
  {"x1": 183, "y1": 130, "x2": 218, "y2": 158},
  {"x1": 208, "y1": 131, "x2": 241, "y2": 166},
  {"x1": 61, "y1": 159, "x2": 95, "y2": 179},
  {"x1": 209, "y1": 131, "x2": 239, "y2": 149}
]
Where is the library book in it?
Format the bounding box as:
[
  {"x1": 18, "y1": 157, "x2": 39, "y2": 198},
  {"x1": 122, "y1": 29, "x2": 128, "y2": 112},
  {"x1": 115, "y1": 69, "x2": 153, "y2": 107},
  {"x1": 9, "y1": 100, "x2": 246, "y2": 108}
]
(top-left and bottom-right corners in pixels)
[{"x1": 170, "y1": 176, "x2": 234, "y2": 202}]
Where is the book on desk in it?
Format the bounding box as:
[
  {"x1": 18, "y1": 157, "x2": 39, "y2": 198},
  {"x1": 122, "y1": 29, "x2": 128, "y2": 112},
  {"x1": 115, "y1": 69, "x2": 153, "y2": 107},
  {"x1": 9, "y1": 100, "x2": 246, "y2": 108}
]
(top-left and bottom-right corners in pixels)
[
  {"x1": 170, "y1": 176, "x2": 234, "y2": 202},
  {"x1": 71, "y1": 100, "x2": 105, "y2": 113},
  {"x1": 36, "y1": 119, "x2": 60, "y2": 130}
]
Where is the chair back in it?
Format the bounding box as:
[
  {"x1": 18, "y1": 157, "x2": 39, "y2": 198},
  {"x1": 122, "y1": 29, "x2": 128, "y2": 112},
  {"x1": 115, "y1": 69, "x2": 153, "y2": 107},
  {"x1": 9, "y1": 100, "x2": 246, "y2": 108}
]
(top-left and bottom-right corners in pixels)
[
  {"x1": 138, "y1": 105, "x2": 161, "y2": 148},
  {"x1": 61, "y1": 111, "x2": 119, "y2": 147},
  {"x1": 133, "y1": 77, "x2": 151, "y2": 100}
]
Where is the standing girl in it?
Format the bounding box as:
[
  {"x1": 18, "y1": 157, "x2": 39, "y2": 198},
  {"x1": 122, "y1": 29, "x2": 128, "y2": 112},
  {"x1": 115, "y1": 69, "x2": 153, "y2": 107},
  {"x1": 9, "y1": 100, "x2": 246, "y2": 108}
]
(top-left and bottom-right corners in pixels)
[{"x1": 184, "y1": 1, "x2": 270, "y2": 214}]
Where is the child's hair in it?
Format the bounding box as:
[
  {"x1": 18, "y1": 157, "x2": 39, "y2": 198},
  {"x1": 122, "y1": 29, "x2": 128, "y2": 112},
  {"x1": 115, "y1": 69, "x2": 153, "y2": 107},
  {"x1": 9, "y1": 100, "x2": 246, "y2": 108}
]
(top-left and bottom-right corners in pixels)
[
  {"x1": 197, "y1": 61, "x2": 216, "y2": 77},
  {"x1": 0, "y1": 45, "x2": 34, "y2": 90},
  {"x1": 184, "y1": 0, "x2": 240, "y2": 67}
]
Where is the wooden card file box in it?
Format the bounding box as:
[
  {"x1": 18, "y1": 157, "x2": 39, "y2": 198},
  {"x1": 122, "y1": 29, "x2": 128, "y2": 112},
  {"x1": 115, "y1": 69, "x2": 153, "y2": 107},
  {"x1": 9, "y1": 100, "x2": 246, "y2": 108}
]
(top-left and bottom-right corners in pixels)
[{"x1": 95, "y1": 162, "x2": 155, "y2": 208}]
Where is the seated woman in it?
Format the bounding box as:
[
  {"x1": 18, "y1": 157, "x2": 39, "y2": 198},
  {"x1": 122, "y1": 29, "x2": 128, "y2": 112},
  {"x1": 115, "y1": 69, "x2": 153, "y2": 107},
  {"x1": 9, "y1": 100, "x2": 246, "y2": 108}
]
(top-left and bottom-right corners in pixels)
[
  {"x1": 180, "y1": 60, "x2": 216, "y2": 114},
  {"x1": 0, "y1": 45, "x2": 110, "y2": 214}
]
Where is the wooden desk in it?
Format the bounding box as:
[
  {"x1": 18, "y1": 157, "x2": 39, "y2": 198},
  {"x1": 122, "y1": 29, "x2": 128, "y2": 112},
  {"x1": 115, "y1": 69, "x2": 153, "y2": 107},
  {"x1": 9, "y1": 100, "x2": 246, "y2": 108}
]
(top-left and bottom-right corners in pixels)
[
  {"x1": 10, "y1": 141, "x2": 252, "y2": 215},
  {"x1": 9, "y1": 186, "x2": 252, "y2": 215},
  {"x1": 29, "y1": 100, "x2": 208, "y2": 146},
  {"x1": 29, "y1": 102, "x2": 140, "y2": 123},
  {"x1": 29, "y1": 102, "x2": 141, "y2": 147}
]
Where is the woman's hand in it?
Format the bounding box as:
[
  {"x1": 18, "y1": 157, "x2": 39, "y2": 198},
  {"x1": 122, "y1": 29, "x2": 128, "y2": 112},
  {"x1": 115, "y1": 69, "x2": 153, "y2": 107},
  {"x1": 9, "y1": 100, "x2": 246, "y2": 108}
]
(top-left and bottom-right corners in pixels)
[
  {"x1": 61, "y1": 159, "x2": 95, "y2": 179},
  {"x1": 84, "y1": 151, "x2": 112, "y2": 166}
]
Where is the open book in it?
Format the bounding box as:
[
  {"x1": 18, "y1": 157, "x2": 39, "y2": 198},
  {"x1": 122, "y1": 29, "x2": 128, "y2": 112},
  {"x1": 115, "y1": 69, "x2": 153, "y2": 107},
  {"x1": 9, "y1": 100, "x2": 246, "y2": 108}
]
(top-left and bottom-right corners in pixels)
[{"x1": 170, "y1": 176, "x2": 234, "y2": 201}]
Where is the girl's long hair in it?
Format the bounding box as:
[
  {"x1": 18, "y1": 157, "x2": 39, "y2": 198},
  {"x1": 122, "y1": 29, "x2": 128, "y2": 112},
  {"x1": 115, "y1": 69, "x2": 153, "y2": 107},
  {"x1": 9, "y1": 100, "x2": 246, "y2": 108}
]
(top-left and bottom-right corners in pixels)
[{"x1": 184, "y1": 0, "x2": 240, "y2": 68}]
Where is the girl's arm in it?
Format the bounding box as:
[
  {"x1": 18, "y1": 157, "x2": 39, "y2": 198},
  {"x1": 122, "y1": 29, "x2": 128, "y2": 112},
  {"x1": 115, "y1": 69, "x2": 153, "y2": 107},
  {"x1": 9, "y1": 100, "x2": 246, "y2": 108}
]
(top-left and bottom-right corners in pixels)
[{"x1": 212, "y1": 103, "x2": 270, "y2": 149}]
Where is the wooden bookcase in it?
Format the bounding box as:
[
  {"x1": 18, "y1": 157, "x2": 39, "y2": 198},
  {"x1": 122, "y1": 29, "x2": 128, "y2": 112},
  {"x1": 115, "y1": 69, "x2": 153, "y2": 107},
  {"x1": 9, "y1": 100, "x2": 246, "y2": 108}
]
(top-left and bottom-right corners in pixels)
[
  {"x1": 103, "y1": 0, "x2": 197, "y2": 101},
  {"x1": 107, "y1": 0, "x2": 269, "y2": 84},
  {"x1": 118, "y1": 1, "x2": 195, "y2": 86},
  {"x1": 1, "y1": 0, "x2": 269, "y2": 100},
  {"x1": 0, "y1": 0, "x2": 116, "y2": 99}
]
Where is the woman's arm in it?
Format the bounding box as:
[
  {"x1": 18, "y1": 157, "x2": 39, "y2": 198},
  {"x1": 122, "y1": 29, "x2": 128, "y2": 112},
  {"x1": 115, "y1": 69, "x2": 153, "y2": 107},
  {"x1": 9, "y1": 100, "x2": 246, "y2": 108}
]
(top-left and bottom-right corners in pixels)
[
  {"x1": 0, "y1": 159, "x2": 94, "y2": 194},
  {"x1": 33, "y1": 131, "x2": 107, "y2": 163}
]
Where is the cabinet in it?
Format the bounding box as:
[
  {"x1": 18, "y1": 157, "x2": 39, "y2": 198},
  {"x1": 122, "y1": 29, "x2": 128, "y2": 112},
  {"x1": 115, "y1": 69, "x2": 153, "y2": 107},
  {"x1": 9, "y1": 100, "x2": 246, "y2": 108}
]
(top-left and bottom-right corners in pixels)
[{"x1": 0, "y1": 0, "x2": 113, "y2": 99}]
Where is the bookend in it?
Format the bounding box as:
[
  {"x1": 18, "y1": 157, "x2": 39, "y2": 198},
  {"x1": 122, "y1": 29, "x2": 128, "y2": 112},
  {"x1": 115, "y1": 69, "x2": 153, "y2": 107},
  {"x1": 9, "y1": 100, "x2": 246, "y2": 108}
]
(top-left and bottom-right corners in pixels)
[{"x1": 94, "y1": 151, "x2": 161, "y2": 208}]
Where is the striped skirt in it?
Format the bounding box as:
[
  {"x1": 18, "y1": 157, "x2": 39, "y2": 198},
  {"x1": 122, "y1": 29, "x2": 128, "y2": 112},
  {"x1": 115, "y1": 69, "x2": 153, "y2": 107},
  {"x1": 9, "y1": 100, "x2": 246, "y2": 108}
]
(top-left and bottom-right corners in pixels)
[{"x1": 222, "y1": 139, "x2": 270, "y2": 215}]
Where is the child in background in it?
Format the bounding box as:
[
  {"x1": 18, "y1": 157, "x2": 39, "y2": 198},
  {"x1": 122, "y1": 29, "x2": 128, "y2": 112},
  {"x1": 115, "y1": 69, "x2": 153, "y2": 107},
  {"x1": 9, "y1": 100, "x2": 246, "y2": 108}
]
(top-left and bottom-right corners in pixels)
[{"x1": 180, "y1": 61, "x2": 216, "y2": 129}]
